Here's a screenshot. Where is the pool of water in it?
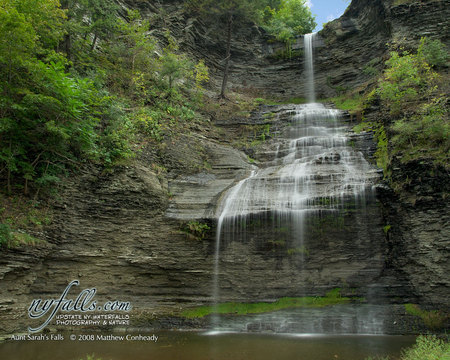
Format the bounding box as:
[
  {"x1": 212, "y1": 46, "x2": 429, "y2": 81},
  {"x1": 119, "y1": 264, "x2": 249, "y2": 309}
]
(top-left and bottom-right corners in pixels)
[{"x1": 0, "y1": 331, "x2": 416, "y2": 360}]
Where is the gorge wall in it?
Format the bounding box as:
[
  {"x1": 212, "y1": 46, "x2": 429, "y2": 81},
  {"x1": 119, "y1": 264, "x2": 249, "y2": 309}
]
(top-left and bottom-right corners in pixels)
[
  {"x1": 0, "y1": 0, "x2": 448, "y2": 336},
  {"x1": 124, "y1": 0, "x2": 449, "y2": 98}
]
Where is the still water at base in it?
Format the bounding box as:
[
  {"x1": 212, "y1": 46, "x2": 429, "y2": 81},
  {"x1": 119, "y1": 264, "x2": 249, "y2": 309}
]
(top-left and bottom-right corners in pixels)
[{"x1": 0, "y1": 332, "x2": 416, "y2": 360}]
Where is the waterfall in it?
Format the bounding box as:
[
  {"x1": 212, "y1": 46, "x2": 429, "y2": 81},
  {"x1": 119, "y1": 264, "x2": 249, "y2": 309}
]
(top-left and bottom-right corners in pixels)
[
  {"x1": 211, "y1": 32, "x2": 381, "y2": 334},
  {"x1": 304, "y1": 33, "x2": 317, "y2": 103}
]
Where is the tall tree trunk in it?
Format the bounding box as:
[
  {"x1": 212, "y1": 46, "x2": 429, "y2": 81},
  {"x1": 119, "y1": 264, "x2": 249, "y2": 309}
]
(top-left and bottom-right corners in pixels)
[
  {"x1": 7, "y1": 168, "x2": 11, "y2": 195},
  {"x1": 64, "y1": 33, "x2": 72, "y2": 61},
  {"x1": 90, "y1": 33, "x2": 98, "y2": 51},
  {"x1": 220, "y1": 13, "x2": 233, "y2": 99},
  {"x1": 7, "y1": 140, "x2": 12, "y2": 194}
]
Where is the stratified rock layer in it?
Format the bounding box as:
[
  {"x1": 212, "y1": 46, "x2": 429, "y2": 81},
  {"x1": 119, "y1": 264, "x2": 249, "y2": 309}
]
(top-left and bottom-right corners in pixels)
[{"x1": 0, "y1": 0, "x2": 448, "y2": 336}]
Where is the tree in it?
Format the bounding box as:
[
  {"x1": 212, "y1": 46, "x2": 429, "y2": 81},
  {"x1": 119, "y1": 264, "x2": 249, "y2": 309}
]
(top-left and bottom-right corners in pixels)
[
  {"x1": 59, "y1": 0, "x2": 120, "y2": 66},
  {"x1": 0, "y1": 0, "x2": 124, "y2": 195},
  {"x1": 188, "y1": 0, "x2": 269, "y2": 98},
  {"x1": 0, "y1": 0, "x2": 66, "y2": 194},
  {"x1": 262, "y1": 0, "x2": 316, "y2": 54}
]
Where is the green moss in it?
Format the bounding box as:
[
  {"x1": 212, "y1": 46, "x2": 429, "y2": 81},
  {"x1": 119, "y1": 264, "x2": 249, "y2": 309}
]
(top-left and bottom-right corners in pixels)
[
  {"x1": 383, "y1": 225, "x2": 392, "y2": 234},
  {"x1": 352, "y1": 121, "x2": 391, "y2": 179},
  {"x1": 405, "y1": 304, "x2": 448, "y2": 330},
  {"x1": 182, "y1": 289, "x2": 350, "y2": 319},
  {"x1": 329, "y1": 95, "x2": 364, "y2": 112},
  {"x1": 393, "y1": 0, "x2": 414, "y2": 6},
  {"x1": 247, "y1": 155, "x2": 256, "y2": 164},
  {"x1": 374, "y1": 125, "x2": 389, "y2": 175},
  {"x1": 309, "y1": 214, "x2": 345, "y2": 235}
]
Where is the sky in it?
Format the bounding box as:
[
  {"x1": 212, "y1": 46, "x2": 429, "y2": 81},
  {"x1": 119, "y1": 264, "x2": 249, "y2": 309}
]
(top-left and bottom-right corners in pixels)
[{"x1": 306, "y1": 0, "x2": 350, "y2": 32}]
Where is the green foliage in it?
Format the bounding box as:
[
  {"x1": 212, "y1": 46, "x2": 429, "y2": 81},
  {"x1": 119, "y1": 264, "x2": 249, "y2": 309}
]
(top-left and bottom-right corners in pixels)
[
  {"x1": 194, "y1": 60, "x2": 210, "y2": 91},
  {"x1": 134, "y1": 108, "x2": 162, "y2": 142},
  {"x1": 365, "y1": 336, "x2": 449, "y2": 360},
  {"x1": 0, "y1": 223, "x2": 12, "y2": 247},
  {"x1": 400, "y1": 336, "x2": 449, "y2": 360},
  {"x1": 326, "y1": 76, "x2": 350, "y2": 96},
  {"x1": 419, "y1": 38, "x2": 449, "y2": 67},
  {"x1": 392, "y1": 0, "x2": 414, "y2": 6},
  {"x1": 183, "y1": 221, "x2": 211, "y2": 240},
  {"x1": 404, "y1": 304, "x2": 448, "y2": 330},
  {"x1": 377, "y1": 53, "x2": 424, "y2": 115},
  {"x1": 363, "y1": 57, "x2": 381, "y2": 77},
  {"x1": 374, "y1": 125, "x2": 389, "y2": 174},
  {"x1": 261, "y1": 0, "x2": 316, "y2": 44},
  {"x1": 377, "y1": 38, "x2": 442, "y2": 116},
  {"x1": 259, "y1": 124, "x2": 271, "y2": 141},
  {"x1": 0, "y1": 1, "x2": 211, "y2": 196},
  {"x1": 182, "y1": 289, "x2": 350, "y2": 319},
  {"x1": 269, "y1": 48, "x2": 303, "y2": 60},
  {"x1": 260, "y1": 97, "x2": 307, "y2": 105},
  {"x1": 0, "y1": 195, "x2": 52, "y2": 249},
  {"x1": 358, "y1": 36, "x2": 450, "y2": 186},
  {"x1": 390, "y1": 97, "x2": 449, "y2": 165},
  {"x1": 80, "y1": 354, "x2": 102, "y2": 360},
  {"x1": 352, "y1": 121, "x2": 390, "y2": 177},
  {"x1": 329, "y1": 94, "x2": 364, "y2": 112},
  {"x1": 62, "y1": 0, "x2": 120, "y2": 66}
]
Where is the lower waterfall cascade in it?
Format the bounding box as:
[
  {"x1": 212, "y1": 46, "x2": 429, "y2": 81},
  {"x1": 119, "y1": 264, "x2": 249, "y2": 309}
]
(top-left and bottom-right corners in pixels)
[{"x1": 211, "y1": 32, "x2": 386, "y2": 334}]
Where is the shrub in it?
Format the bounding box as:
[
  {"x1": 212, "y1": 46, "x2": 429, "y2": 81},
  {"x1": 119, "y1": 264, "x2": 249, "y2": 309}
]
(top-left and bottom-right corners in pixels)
[
  {"x1": 0, "y1": 223, "x2": 12, "y2": 247},
  {"x1": 404, "y1": 304, "x2": 448, "y2": 330},
  {"x1": 419, "y1": 37, "x2": 449, "y2": 67},
  {"x1": 183, "y1": 221, "x2": 211, "y2": 240},
  {"x1": 364, "y1": 335, "x2": 449, "y2": 360},
  {"x1": 400, "y1": 335, "x2": 449, "y2": 360}
]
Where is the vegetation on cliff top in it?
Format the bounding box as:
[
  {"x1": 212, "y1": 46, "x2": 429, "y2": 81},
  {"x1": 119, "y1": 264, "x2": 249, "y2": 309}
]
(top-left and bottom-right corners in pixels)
[
  {"x1": 0, "y1": 0, "x2": 210, "y2": 199},
  {"x1": 343, "y1": 37, "x2": 449, "y2": 192},
  {"x1": 0, "y1": 0, "x2": 212, "y2": 247},
  {"x1": 0, "y1": 0, "x2": 320, "y2": 247}
]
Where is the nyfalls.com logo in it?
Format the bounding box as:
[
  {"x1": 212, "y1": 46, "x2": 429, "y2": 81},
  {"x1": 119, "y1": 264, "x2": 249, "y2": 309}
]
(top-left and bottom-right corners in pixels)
[{"x1": 27, "y1": 280, "x2": 132, "y2": 332}]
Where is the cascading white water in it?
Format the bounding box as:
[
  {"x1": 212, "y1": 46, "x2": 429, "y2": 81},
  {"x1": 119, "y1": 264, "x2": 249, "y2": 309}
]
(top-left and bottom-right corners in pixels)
[
  {"x1": 304, "y1": 33, "x2": 316, "y2": 103},
  {"x1": 211, "y1": 32, "x2": 380, "y2": 333},
  {"x1": 214, "y1": 104, "x2": 377, "y2": 248}
]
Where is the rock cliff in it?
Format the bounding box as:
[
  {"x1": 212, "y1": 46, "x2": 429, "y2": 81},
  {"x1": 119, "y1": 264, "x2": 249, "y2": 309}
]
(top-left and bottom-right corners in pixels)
[{"x1": 0, "y1": 0, "x2": 448, "y2": 336}]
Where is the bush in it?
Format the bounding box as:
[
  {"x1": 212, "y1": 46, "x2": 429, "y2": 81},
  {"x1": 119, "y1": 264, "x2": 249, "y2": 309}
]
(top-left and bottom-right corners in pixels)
[
  {"x1": 390, "y1": 97, "x2": 449, "y2": 165},
  {"x1": 0, "y1": 223, "x2": 12, "y2": 247},
  {"x1": 404, "y1": 304, "x2": 448, "y2": 330},
  {"x1": 364, "y1": 335, "x2": 449, "y2": 360},
  {"x1": 183, "y1": 221, "x2": 211, "y2": 240},
  {"x1": 400, "y1": 335, "x2": 449, "y2": 360},
  {"x1": 419, "y1": 37, "x2": 449, "y2": 67}
]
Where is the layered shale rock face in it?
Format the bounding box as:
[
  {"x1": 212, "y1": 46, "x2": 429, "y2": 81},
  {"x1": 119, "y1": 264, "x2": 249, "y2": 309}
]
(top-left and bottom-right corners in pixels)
[
  {"x1": 0, "y1": 132, "x2": 255, "y2": 335},
  {"x1": 0, "y1": 0, "x2": 448, "y2": 336},
  {"x1": 120, "y1": 0, "x2": 449, "y2": 98},
  {"x1": 316, "y1": 0, "x2": 450, "y2": 97}
]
